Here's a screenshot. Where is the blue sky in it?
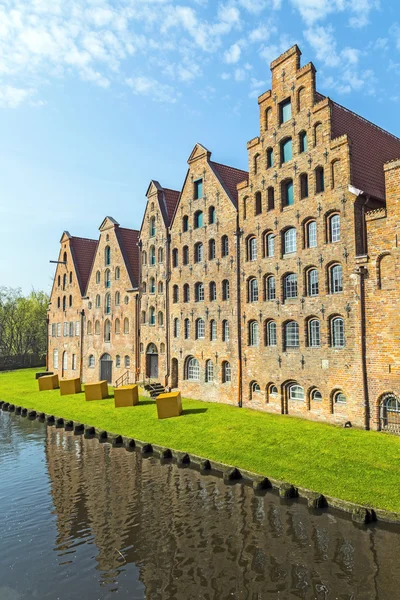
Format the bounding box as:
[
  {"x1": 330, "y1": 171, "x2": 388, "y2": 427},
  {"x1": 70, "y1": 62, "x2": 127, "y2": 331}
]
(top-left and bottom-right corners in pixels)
[{"x1": 1, "y1": 0, "x2": 399, "y2": 294}]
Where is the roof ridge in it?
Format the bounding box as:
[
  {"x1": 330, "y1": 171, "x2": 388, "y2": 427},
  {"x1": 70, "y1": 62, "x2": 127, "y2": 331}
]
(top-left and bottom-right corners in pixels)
[
  {"x1": 118, "y1": 227, "x2": 140, "y2": 234},
  {"x1": 331, "y1": 99, "x2": 400, "y2": 143},
  {"x1": 70, "y1": 236, "x2": 97, "y2": 243},
  {"x1": 210, "y1": 160, "x2": 248, "y2": 174},
  {"x1": 162, "y1": 187, "x2": 180, "y2": 193}
]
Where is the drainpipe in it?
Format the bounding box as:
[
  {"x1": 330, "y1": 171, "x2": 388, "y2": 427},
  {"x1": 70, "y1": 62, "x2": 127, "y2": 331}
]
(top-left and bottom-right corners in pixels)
[
  {"x1": 235, "y1": 220, "x2": 243, "y2": 407},
  {"x1": 355, "y1": 265, "x2": 370, "y2": 430},
  {"x1": 165, "y1": 231, "x2": 171, "y2": 388},
  {"x1": 136, "y1": 239, "x2": 142, "y2": 383},
  {"x1": 79, "y1": 309, "x2": 85, "y2": 382},
  {"x1": 45, "y1": 315, "x2": 50, "y2": 371}
]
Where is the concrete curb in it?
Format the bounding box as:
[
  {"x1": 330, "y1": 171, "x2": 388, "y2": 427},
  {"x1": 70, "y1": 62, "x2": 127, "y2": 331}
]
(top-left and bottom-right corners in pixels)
[{"x1": 1, "y1": 401, "x2": 399, "y2": 527}]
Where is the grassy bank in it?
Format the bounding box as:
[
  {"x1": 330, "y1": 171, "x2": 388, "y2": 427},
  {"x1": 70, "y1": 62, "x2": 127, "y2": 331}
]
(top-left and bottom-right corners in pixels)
[{"x1": 1, "y1": 368, "x2": 400, "y2": 513}]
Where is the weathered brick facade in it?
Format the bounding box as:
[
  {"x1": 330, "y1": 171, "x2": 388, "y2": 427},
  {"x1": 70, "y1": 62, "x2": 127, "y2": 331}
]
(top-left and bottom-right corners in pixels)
[{"x1": 47, "y1": 45, "x2": 400, "y2": 432}]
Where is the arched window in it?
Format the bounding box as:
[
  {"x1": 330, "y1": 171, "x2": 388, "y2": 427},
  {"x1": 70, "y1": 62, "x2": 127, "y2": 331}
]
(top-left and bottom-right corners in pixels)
[
  {"x1": 158, "y1": 247, "x2": 164, "y2": 263},
  {"x1": 254, "y1": 153, "x2": 260, "y2": 174},
  {"x1": 69, "y1": 295, "x2": 72, "y2": 307},
  {"x1": 57, "y1": 297, "x2": 61, "y2": 308},
  {"x1": 149, "y1": 245, "x2": 156, "y2": 265},
  {"x1": 308, "y1": 318, "x2": 321, "y2": 347},
  {"x1": 307, "y1": 268, "x2": 319, "y2": 296},
  {"x1": 255, "y1": 191, "x2": 262, "y2": 215},
  {"x1": 243, "y1": 196, "x2": 248, "y2": 220},
  {"x1": 222, "y1": 320, "x2": 230, "y2": 342},
  {"x1": 297, "y1": 87, "x2": 305, "y2": 112},
  {"x1": 149, "y1": 277, "x2": 155, "y2": 293},
  {"x1": 142, "y1": 282, "x2": 147, "y2": 293},
  {"x1": 222, "y1": 279, "x2": 230, "y2": 300},
  {"x1": 172, "y1": 248, "x2": 178, "y2": 267},
  {"x1": 182, "y1": 245, "x2": 189, "y2": 265},
  {"x1": 329, "y1": 214, "x2": 341, "y2": 243},
  {"x1": 331, "y1": 317, "x2": 345, "y2": 348},
  {"x1": 194, "y1": 210, "x2": 203, "y2": 229},
  {"x1": 334, "y1": 391, "x2": 346, "y2": 404},
  {"x1": 284, "y1": 228, "x2": 296, "y2": 254},
  {"x1": 210, "y1": 319, "x2": 217, "y2": 341},
  {"x1": 95, "y1": 294, "x2": 100, "y2": 308},
  {"x1": 330, "y1": 264, "x2": 343, "y2": 293},
  {"x1": 315, "y1": 166, "x2": 325, "y2": 193},
  {"x1": 88, "y1": 355, "x2": 95, "y2": 368},
  {"x1": 264, "y1": 232, "x2": 275, "y2": 257},
  {"x1": 266, "y1": 148, "x2": 274, "y2": 168},
  {"x1": 285, "y1": 321, "x2": 299, "y2": 349},
  {"x1": 115, "y1": 267, "x2": 120, "y2": 280},
  {"x1": 300, "y1": 173, "x2": 308, "y2": 199},
  {"x1": 148, "y1": 308, "x2": 155, "y2": 326},
  {"x1": 251, "y1": 382, "x2": 261, "y2": 398},
  {"x1": 69, "y1": 272, "x2": 72, "y2": 284},
  {"x1": 268, "y1": 384, "x2": 278, "y2": 402},
  {"x1": 380, "y1": 395, "x2": 400, "y2": 432},
  {"x1": 195, "y1": 282, "x2": 204, "y2": 302},
  {"x1": 378, "y1": 254, "x2": 396, "y2": 290},
  {"x1": 124, "y1": 317, "x2": 130, "y2": 333},
  {"x1": 105, "y1": 246, "x2": 111, "y2": 266},
  {"x1": 62, "y1": 296, "x2": 66, "y2": 311},
  {"x1": 306, "y1": 220, "x2": 317, "y2": 248},
  {"x1": 265, "y1": 320, "x2": 277, "y2": 346},
  {"x1": 248, "y1": 278, "x2": 258, "y2": 302},
  {"x1": 182, "y1": 215, "x2": 189, "y2": 232},
  {"x1": 209, "y1": 238, "x2": 216, "y2": 260},
  {"x1": 63, "y1": 252, "x2": 67, "y2": 264},
  {"x1": 116, "y1": 355, "x2": 121, "y2": 367},
  {"x1": 282, "y1": 179, "x2": 294, "y2": 207},
  {"x1": 222, "y1": 361, "x2": 231, "y2": 383},
  {"x1": 87, "y1": 321, "x2": 92, "y2": 335},
  {"x1": 57, "y1": 275, "x2": 61, "y2": 287},
  {"x1": 141, "y1": 310, "x2": 146, "y2": 324},
  {"x1": 209, "y1": 281, "x2": 217, "y2": 301},
  {"x1": 281, "y1": 137, "x2": 292, "y2": 163},
  {"x1": 95, "y1": 320, "x2": 100, "y2": 335},
  {"x1": 249, "y1": 320, "x2": 260, "y2": 346},
  {"x1": 267, "y1": 187, "x2": 275, "y2": 211},
  {"x1": 142, "y1": 251, "x2": 147, "y2": 266},
  {"x1": 63, "y1": 273, "x2": 67, "y2": 289},
  {"x1": 208, "y1": 206, "x2": 216, "y2": 224},
  {"x1": 187, "y1": 357, "x2": 200, "y2": 381},
  {"x1": 105, "y1": 292, "x2": 111, "y2": 314},
  {"x1": 115, "y1": 318, "x2": 120, "y2": 334},
  {"x1": 173, "y1": 285, "x2": 179, "y2": 303},
  {"x1": 289, "y1": 384, "x2": 304, "y2": 401},
  {"x1": 265, "y1": 275, "x2": 276, "y2": 300},
  {"x1": 221, "y1": 235, "x2": 229, "y2": 257},
  {"x1": 96, "y1": 270, "x2": 101, "y2": 284},
  {"x1": 173, "y1": 318, "x2": 180, "y2": 338},
  {"x1": 183, "y1": 283, "x2": 190, "y2": 302},
  {"x1": 299, "y1": 131, "x2": 307, "y2": 153},
  {"x1": 158, "y1": 311, "x2": 164, "y2": 326},
  {"x1": 314, "y1": 122, "x2": 323, "y2": 146},
  {"x1": 158, "y1": 281, "x2": 163, "y2": 294},
  {"x1": 265, "y1": 107, "x2": 272, "y2": 130},
  {"x1": 247, "y1": 236, "x2": 257, "y2": 261},
  {"x1": 205, "y1": 360, "x2": 214, "y2": 383},
  {"x1": 105, "y1": 269, "x2": 111, "y2": 288},
  {"x1": 196, "y1": 318, "x2": 205, "y2": 339},
  {"x1": 149, "y1": 216, "x2": 156, "y2": 237},
  {"x1": 194, "y1": 242, "x2": 204, "y2": 263},
  {"x1": 104, "y1": 319, "x2": 111, "y2": 342},
  {"x1": 184, "y1": 318, "x2": 190, "y2": 339},
  {"x1": 125, "y1": 355, "x2": 130, "y2": 368},
  {"x1": 311, "y1": 389, "x2": 322, "y2": 402},
  {"x1": 284, "y1": 273, "x2": 298, "y2": 299}
]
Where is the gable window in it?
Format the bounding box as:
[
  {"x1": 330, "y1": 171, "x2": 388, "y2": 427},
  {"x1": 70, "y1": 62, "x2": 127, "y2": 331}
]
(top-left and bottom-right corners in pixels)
[
  {"x1": 315, "y1": 166, "x2": 325, "y2": 193},
  {"x1": 267, "y1": 187, "x2": 275, "y2": 210},
  {"x1": 331, "y1": 317, "x2": 345, "y2": 348},
  {"x1": 314, "y1": 122, "x2": 323, "y2": 146},
  {"x1": 307, "y1": 268, "x2": 319, "y2": 296},
  {"x1": 124, "y1": 317, "x2": 130, "y2": 333},
  {"x1": 149, "y1": 308, "x2": 155, "y2": 326},
  {"x1": 254, "y1": 153, "x2": 260, "y2": 174},
  {"x1": 330, "y1": 264, "x2": 343, "y2": 293},
  {"x1": 194, "y1": 210, "x2": 203, "y2": 228},
  {"x1": 149, "y1": 216, "x2": 156, "y2": 237},
  {"x1": 284, "y1": 273, "x2": 298, "y2": 300},
  {"x1": 222, "y1": 279, "x2": 230, "y2": 301},
  {"x1": 265, "y1": 107, "x2": 272, "y2": 130},
  {"x1": 209, "y1": 281, "x2": 217, "y2": 301},
  {"x1": 150, "y1": 246, "x2": 156, "y2": 265},
  {"x1": 173, "y1": 318, "x2": 180, "y2": 338},
  {"x1": 183, "y1": 283, "x2": 190, "y2": 302},
  {"x1": 285, "y1": 321, "x2": 299, "y2": 349},
  {"x1": 104, "y1": 319, "x2": 111, "y2": 342},
  {"x1": 195, "y1": 282, "x2": 204, "y2": 302},
  {"x1": 196, "y1": 318, "x2": 205, "y2": 339},
  {"x1": 158, "y1": 247, "x2": 164, "y2": 263},
  {"x1": 184, "y1": 318, "x2": 190, "y2": 339},
  {"x1": 172, "y1": 248, "x2": 178, "y2": 267},
  {"x1": 96, "y1": 270, "x2": 100, "y2": 284},
  {"x1": 222, "y1": 320, "x2": 230, "y2": 341},
  {"x1": 105, "y1": 293, "x2": 111, "y2": 314},
  {"x1": 182, "y1": 215, "x2": 189, "y2": 232},
  {"x1": 105, "y1": 246, "x2": 111, "y2": 266},
  {"x1": 281, "y1": 138, "x2": 292, "y2": 163},
  {"x1": 105, "y1": 269, "x2": 111, "y2": 288},
  {"x1": 210, "y1": 319, "x2": 217, "y2": 341},
  {"x1": 308, "y1": 319, "x2": 321, "y2": 347},
  {"x1": 194, "y1": 242, "x2": 204, "y2": 263},
  {"x1": 280, "y1": 98, "x2": 292, "y2": 124},
  {"x1": 265, "y1": 275, "x2": 276, "y2": 301},
  {"x1": 194, "y1": 179, "x2": 203, "y2": 199},
  {"x1": 221, "y1": 235, "x2": 229, "y2": 257},
  {"x1": 255, "y1": 192, "x2": 262, "y2": 215},
  {"x1": 300, "y1": 173, "x2": 308, "y2": 199},
  {"x1": 142, "y1": 251, "x2": 147, "y2": 266},
  {"x1": 173, "y1": 285, "x2": 179, "y2": 303},
  {"x1": 266, "y1": 148, "x2": 274, "y2": 168},
  {"x1": 248, "y1": 278, "x2": 258, "y2": 302},
  {"x1": 265, "y1": 320, "x2": 277, "y2": 346},
  {"x1": 115, "y1": 318, "x2": 120, "y2": 334},
  {"x1": 209, "y1": 239, "x2": 216, "y2": 260},
  {"x1": 149, "y1": 277, "x2": 155, "y2": 294},
  {"x1": 183, "y1": 245, "x2": 189, "y2": 265},
  {"x1": 299, "y1": 131, "x2": 307, "y2": 153},
  {"x1": 115, "y1": 267, "x2": 120, "y2": 280},
  {"x1": 282, "y1": 179, "x2": 294, "y2": 207},
  {"x1": 306, "y1": 221, "x2": 317, "y2": 248},
  {"x1": 208, "y1": 206, "x2": 216, "y2": 224},
  {"x1": 284, "y1": 228, "x2": 296, "y2": 254}
]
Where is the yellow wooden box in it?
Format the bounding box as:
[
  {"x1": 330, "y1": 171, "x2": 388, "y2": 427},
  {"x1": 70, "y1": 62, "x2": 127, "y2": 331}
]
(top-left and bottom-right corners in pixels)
[
  {"x1": 156, "y1": 391, "x2": 182, "y2": 420},
  {"x1": 114, "y1": 385, "x2": 139, "y2": 408},
  {"x1": 38, "y1": 374, "x2": 59, "y2": 391},
  {"x1": 60, "y1": 377, "x2": 82, "y2": 396},
  {"x1": 84, "y1": 380, "x2": 108, "y2": 401}
]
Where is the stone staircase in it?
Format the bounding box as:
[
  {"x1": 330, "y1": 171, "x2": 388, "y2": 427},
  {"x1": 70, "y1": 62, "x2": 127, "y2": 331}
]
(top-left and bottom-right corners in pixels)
[{"x1": 144, "y1": 382, "x2": 166, "y2": 399}]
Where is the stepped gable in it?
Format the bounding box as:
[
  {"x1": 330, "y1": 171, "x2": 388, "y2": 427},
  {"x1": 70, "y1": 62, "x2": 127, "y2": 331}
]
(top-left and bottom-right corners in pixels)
[
  {"x1": 209, "y1": 161, "x2": 248, "y2": 207},
  {"x1": 115, "y1": 227, "x2": 140, "y2": 289},
  {"x1": 69, "y1": 236, "x2": 97, "y2": 296},
  {"x1": 331, "y1": 101, "x2": 400, "y2": 201}
]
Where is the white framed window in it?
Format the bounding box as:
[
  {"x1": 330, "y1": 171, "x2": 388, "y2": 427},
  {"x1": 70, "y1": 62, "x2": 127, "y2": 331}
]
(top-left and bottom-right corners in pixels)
[
  {"x1": 266, "y1": 321, "x2": 277, "y2": 346},
  {"x1": 334, "y1": 391, "x2": 346, "y2": 404},
  {"x1": 53, "y1": 349, "x2": 58, "y2": 369},
  {"x1": 307, "y1": 221, "x2": 317, "y2": 248},
  {"x1": 173, "y1": 318, "x2": 180, "y2": 338},
  {"x1": 330, "y1": 264, "x2": 343, "y2": 293},
  {"x1": 187, "y1": 357, "x2": 200, "y2": 381},
  {"x1": 195, "y1": 282, "x2": 204, "y2": 302},
  {"x1": 248, "y1": 278, "x2": 258, "y2": 302},
  {"x1": 330, "y1": 214, "x2": 341, "y2": 242},
  {"x1": 285, "y1": 321, "x2": 299, "y2": 348},
  {"x1": 284, "y1": 273, "x2": 298, "y2": 299},
  {"x1": 210, "y1": 320, "x2": 217, "y2": 341},
  {"x1": 289, "y1": 384, "x2": 304, "y2": 401},
  {"x1": 57, "y1": 323, "x2": 61, "y2": 337},
  {"x1": 63, "y1": 322, "x2": 68, "y2": 337},
  {"x1": 266, "y1": 234, "x2": 275, "y2": 257},
  {"x1": 309, "y1": 319, "x2": 321, "y2": 347},
  {"x1": 266, "y1": 276, "x2": 276, "y2": 301},
  {"x1": 196, "y1": 318, "x2": 205, "y2": 339},
  {"x1": 284, "y1": 228, "x2": 296, "y2": 254},
  {"x1": 205, "y1": 360, "x2": 214, "y2": 383},
  {"x1": 62, "y1": 352, "x2": 68, "y2": 370},
  {"x1": 88, "y1": 355, "x2": 95, "y2": 368},
  {"x1": 209, "y1": 281, "x2": 217, "y2": 301},
  {"x1": 72, "y1": 354, "x2": 76, "y2": 370},
  {"x1": 51, "y1": 324, "x2": 56, "y2": 337},
  {"x1": 308, "y1": 269, "x2": 319, "y2": 296},
  {"x1": 125, "y1": 355, "x2": 130, "y2": 368},
  {"x1": 249, "y1": 321, "x2": 260, "y2": 346},
  {"x1": 222, "y1": 361, "x2": 231, "y2": 383},
  {"x1": 195, "y1": 242, "x2": 204, "y2": 263},
  {"x1": 222, "y1": 320, "x2": 230, "y2": 342},
  {"x1": 311, "y1": 389, "x2": 322, "y2": 401},
  {"x1": 116, "y1": 355, "x2": 121, "y2": 367},
  {"x1": 75, "y1": 321, "x2": 80, "y2": 336},
  {"x1": 184, "y1": 319, "x2": 190, "y2": 339},
  {"x1": 248, "y1": 237, "x2": 257, "y2": 261},
  {"x1": 331, "y1": 317, "x2": 345, "y2": 348}
]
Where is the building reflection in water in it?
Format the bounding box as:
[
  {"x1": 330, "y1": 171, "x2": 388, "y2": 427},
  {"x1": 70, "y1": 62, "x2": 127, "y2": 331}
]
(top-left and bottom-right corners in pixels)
[{"x1": 45, "y1": 427, "x2": 400, "y2": 599}]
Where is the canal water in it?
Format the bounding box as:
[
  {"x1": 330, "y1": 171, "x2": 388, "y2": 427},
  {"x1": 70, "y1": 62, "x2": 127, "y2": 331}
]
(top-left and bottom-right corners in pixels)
[{"x1": 1, "y1": 412, "x2": 400, "y2": 600}]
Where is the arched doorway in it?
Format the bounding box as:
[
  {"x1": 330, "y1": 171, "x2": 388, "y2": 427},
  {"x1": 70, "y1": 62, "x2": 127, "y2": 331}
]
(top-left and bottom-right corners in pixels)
[
  {"x1": 171, "y1": 358, "x2": 178, "y2": 388},
  {"x1": 380, "y1": 395, "x2": 400, "y2": 434},
  {"x1": 146, "y1": 344, "x2": 158, "y2": 379},
  {"x1": 100, "y1": 353, "x2": 112, "y2": 383}
]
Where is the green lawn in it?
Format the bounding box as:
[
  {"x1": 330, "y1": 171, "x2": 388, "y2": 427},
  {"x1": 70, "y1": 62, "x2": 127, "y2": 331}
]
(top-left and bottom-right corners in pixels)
[{"x1": 1, "y1": 368, "x2": 400, "y2": 513}]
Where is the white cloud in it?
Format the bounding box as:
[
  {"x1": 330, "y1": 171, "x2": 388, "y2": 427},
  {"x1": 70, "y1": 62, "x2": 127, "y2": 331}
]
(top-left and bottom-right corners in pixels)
[
  {"x1": 0, "y1": 85, "x2": 35, "y2": 108},
  {"x1": 290, "y1": 0, "x2": 378, "y2": 28},
  {"x1": 248, "y1": 25, "x2": 275, "y2": 44},
  {"x1": 234, "y1": 68, "x2": 246, "y2": 81},
  {"x1": 224, "y1": 43, "x2": 241, "y2": 64},
  {"x1": 125, "y1": 76, "x2": 178, "y2": 103}
]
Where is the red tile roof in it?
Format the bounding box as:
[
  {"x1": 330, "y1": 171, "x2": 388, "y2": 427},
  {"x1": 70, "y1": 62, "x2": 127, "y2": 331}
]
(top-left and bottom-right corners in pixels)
[
  {"x1": 210, "y1": 161, "x2": 248, "y2": 207},
  {"x1": 115, "y1": 227, "x2": 140, "y2": 288},
  {"x1": 69, "y1": 237, "x2": 98, "y2": 296},
  {"x1": 159, "y1": 187, "x2": 180, "y2": 226},
  {"x1": 331, "y1": 101, "x2": 400, "y2": 200}
]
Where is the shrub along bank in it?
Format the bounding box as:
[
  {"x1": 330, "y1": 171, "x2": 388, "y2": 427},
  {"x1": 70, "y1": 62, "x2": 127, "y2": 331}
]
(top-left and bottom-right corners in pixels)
[{"x1": 1, "y1": 368, "x2": 400, "y2": 514}]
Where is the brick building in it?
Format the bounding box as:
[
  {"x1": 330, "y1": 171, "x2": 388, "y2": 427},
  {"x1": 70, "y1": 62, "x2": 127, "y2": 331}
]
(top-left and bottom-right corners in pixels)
[{"x1": 47, "y1": 45, "x2": 400, "y2": 432}]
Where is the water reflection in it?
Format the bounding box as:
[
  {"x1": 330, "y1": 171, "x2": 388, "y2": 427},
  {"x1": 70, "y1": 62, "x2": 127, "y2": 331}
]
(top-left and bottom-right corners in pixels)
[{"x1": 1, "y1": 412, "x2": 399, "y2": 599}]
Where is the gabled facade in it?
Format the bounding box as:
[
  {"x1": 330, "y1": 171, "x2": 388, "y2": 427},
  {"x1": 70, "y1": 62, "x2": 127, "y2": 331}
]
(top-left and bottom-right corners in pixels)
[
  {"x1": 83, "y1": 217, "x2": 139, "y2": 384},
  {"x1": 138, "y1": 181, "x2": 179, "y2": 385},
  {"x1": 169, "y1": 143, "x2": 247, "y2": 403},
  {"x1": 48, "y1": 232, "x2": 97, "y2": 379}
]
